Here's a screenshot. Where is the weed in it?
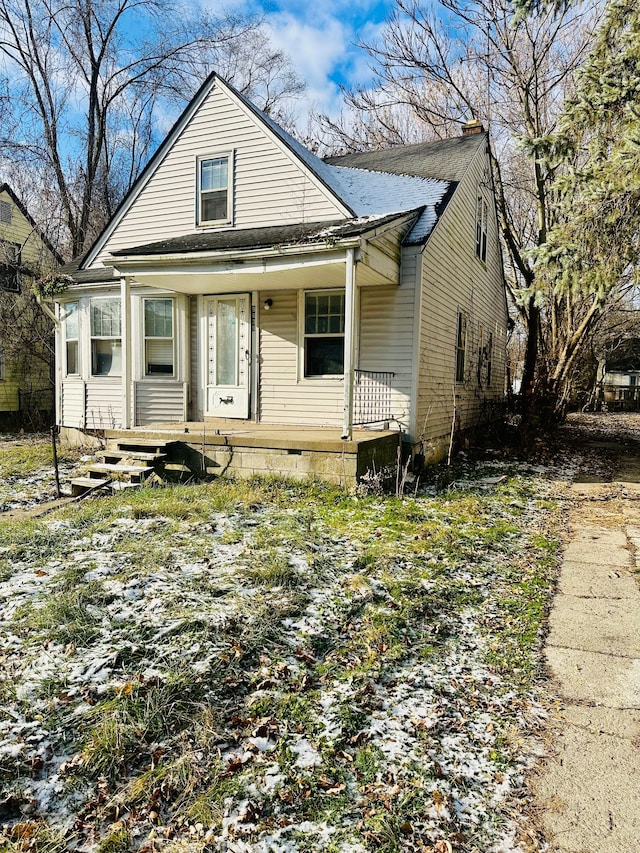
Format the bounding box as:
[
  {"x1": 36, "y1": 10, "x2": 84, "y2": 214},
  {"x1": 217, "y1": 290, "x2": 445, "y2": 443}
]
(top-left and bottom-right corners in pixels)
[
  {"x1": 95, "y1": 825, "x2": 131, "y2": 853},
  {"x1": 0, "y1": 821, "x2": 67, "y2": 853},
  {"x1": 242, "y1": 549, "x2": 301, "y2": 588}
]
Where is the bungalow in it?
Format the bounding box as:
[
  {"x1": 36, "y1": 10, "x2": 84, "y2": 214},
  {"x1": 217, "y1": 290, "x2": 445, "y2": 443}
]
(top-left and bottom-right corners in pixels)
[
  {"x1": 0, "y1": 184, "x2": 61, "y2": 428},
  {"x1": 55, "y1": 73, "x2": 507, "y2": 485}
]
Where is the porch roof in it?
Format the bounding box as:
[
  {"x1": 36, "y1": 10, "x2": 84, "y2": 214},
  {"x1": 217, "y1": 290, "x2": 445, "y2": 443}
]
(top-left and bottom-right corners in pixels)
[
  {"x1": 99, "y1": 209, "x2": 420, "y2": 294},
  {"x1": 109, "y1": 210, "x2": 419, "y2": 258}
]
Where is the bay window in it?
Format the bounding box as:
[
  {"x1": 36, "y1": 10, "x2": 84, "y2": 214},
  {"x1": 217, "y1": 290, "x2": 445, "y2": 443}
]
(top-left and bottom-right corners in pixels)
[
  {"x1": 144, "y1": 298, "x2": 174, "y2": 376},
  {"x1": 64, "y1": 301, "x2": 79, "y2": 375},
  {"x1": 91, "y1": 298, "x2": 121, "y2": 377}
]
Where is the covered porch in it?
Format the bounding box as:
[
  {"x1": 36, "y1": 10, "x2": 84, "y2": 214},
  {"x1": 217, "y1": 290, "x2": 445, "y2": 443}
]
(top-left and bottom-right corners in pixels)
[{"x1": 107, "y1": 212, "x2": 418, "y2": 440}]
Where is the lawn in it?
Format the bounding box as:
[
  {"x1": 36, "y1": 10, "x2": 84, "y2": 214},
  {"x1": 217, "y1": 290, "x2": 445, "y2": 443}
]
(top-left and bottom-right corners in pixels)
[{"x1": 0, "y1": 437, "x2": 567, "y2": 853}]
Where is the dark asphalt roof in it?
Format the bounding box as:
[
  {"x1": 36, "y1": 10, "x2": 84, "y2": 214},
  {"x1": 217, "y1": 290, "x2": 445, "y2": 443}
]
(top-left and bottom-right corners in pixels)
[
  {"x1": 61, "y1": 259, "x2": 118, "y2": 283},
  {"x1": 109, "y1": 211, "x2": 420, "y2": 258},
  {"x1": 324, "y1": 133, "x2": 487, "y2": 183}
]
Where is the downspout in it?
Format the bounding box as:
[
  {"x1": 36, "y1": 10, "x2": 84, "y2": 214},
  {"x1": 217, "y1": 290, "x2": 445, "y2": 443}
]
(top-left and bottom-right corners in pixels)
[
  {"x1": 121, "y1": 276, "x2": 131, "y2": 429},
  {"x1": 342, "y1": 248, "x2": 356, "y2": 440}
]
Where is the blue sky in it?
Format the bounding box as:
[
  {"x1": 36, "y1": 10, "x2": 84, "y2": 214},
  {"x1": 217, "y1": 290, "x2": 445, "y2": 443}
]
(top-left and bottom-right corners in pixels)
[{"x1": 213, "y1": 0, "x2": 394, "y2": 122}]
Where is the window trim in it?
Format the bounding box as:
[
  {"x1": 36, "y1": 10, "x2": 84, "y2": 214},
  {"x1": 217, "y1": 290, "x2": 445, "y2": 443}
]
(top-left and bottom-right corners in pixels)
[
  {"x1": 142, "y1": 296, "x2": 175, "y2": 378},
  {"x1": 196, "y1": 151, "x2": 234, "y2": 228},
  {"x1": 90, "y1": 296, "x2": 122, "y2": 378},
  {"x1": 300, "y1": 289, "x2": 346, "y2": 380}
]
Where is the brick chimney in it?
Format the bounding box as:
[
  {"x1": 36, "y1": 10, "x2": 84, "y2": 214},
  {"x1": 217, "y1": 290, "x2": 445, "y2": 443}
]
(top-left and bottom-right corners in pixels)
[{"x1": 461, "y1": 119, "x2": 484, "y2": 136}]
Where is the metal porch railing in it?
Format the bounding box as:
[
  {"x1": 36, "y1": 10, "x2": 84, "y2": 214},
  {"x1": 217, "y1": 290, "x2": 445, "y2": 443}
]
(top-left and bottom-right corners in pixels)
[{"x1": 353, "y1": 369, "x2": 395, "y2": 425}]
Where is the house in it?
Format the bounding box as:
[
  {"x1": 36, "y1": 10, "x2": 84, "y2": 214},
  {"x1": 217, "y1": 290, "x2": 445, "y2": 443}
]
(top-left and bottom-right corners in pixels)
[
  {"x1": 0, "y1": 184, "x2": 61, "y2": 428},
  {"x1": 54, "y1": 73, "x2": 507, "y2": 485},
  {"x1": 601, "y1": 339, "x2": 640, "y2": 410}
]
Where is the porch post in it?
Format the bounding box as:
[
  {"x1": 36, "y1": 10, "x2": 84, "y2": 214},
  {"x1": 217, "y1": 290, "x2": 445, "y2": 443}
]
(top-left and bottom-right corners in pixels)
[
  {"x1": 342, "y1": 248, "x2": 356, "y2": 440},
  {"x1": 121, "y1": 276, "x2": 131, "y2": 429}
]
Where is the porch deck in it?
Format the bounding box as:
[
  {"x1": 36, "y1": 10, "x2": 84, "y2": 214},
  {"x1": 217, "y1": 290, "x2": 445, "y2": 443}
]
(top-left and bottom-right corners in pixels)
[{"x1": 104, "y1": 421, "x2": 401, "y2": 488}]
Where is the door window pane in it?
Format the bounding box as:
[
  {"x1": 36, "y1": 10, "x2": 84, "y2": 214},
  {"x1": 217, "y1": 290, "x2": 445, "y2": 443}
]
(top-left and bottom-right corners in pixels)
[{"x1": 216, "y1": 299, "x2": 237, "y2": 386}]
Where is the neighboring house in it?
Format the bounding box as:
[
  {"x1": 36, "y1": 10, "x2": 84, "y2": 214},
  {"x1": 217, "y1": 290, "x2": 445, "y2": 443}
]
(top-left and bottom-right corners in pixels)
[
  {"x1": 602, "y1": 339, "x2": 640, "y2": 410},
  {"x1": 55, "y1": 73, "x2": 507, "y2": 481},
  {"x1": 0, "y1": 184, "x2": 61, "y2": 428}
]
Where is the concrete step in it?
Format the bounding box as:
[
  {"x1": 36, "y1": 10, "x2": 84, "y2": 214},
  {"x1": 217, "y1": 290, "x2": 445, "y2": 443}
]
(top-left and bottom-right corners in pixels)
[
  {"x1": 98, "y1": 450, "x2": 167, "y2": 464},
  {"x1": 70, "y1": 476, "x2": 111, "y2": 497},
  {"x1": 88, "y1": 462, "x2": 154, "y2": 478},
  {"x1": 112, "y1": 438, "x2": 177, "y2": 454}
]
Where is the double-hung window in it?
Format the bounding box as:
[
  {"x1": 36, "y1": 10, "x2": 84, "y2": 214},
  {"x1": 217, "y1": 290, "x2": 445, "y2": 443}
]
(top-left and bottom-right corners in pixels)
[
  {"x1": 91, "y1": 298, "x2": 121, "y2": 377},
  {"x1": 144, "y1": 298, "x2": 174, "y2": 376},
  {"x1": 475, "y1": 194, "x2": 488, "y2": 263},
  {"x1": 304, "y1": 291, "x2": 345, "y2": 377},
  {"x1": 64, "y1": 302, "x2": 79, "y2": 376},
  {"x1": 198, "y1": 154, "x2": 232, "y2": 226}
]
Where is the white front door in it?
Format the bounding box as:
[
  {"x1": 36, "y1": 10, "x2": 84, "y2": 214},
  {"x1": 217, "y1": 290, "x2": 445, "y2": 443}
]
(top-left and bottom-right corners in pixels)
[{"x1": 206, "y1": 294, "x2": 250, "y2": 418}]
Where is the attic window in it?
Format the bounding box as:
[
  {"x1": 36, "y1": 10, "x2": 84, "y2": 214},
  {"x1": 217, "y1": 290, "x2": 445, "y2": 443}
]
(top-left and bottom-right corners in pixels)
[
  {"x1": 197, "y1": 154, "x2": 233, "y2": 226},
  {"x1": 0, "y1": 200, "x2": 11, "y2": 224}
]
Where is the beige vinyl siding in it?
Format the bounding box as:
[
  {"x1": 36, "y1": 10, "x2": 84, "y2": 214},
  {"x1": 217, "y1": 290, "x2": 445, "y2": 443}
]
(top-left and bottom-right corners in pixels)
[
  {"x1": 259, "y1": 290, "x2": 343, "y2": 427},
  {"x1": 93, "y1": 83, "x2": 345, "y2": 267},
  {"x1": 358, "y1": 270, "x2": 417, "y2": 432},
  {"x1": 415, "y1": 145, "x2": 507, "y2": 454},
  {"x1": 61, "y1": 380, "x2": 85, "y2": 428},
  {"x1": 85, "y1": 381, "x2": 122, "y2": 429},
  {"x1": 135, "y1": 381, "x2": 186, "y2": 425}
]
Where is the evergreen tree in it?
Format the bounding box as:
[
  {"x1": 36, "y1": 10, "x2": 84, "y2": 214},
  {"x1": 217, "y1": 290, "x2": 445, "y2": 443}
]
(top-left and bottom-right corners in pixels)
[{"x1": 531, "y1": 0, "x2": 640, "y2": 407}]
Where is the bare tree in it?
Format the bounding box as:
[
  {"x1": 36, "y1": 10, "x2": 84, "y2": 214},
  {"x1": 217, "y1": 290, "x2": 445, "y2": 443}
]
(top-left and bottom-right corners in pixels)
[
  {"x1": 315, "y1": 0, "x2": 602, "y2": 416},
  {"x1": 0, "y1": 230, "x2": 59, "y2": 426},
  {"x1": 0, "y1": 0, "x2": 305, "y2": 259}
]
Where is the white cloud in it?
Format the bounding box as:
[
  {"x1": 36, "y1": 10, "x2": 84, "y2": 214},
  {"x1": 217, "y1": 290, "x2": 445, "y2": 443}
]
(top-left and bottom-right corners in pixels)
[
  {"x1": 196, "y1": 0, "x2": 392, "y2": 126},
  {"x1": 265, "y1": 13, "x2": 347, "y2": 115}
]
